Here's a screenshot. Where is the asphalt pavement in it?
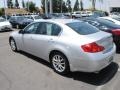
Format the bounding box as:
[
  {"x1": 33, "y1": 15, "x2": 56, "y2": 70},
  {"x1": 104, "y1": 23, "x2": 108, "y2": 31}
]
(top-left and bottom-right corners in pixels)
[{"x1": 0, "y1": 30, "x2": 120, "y2": 90}]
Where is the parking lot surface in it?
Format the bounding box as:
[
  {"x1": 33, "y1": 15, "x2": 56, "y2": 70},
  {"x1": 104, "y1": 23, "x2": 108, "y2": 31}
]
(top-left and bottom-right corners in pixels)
[{"x1": 0, "y1": 30, "x2": 120, "y2": 90}]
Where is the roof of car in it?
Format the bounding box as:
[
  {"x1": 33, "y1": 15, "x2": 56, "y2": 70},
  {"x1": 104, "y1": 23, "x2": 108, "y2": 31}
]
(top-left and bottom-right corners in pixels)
[{"x1": 35, "y1": 19, "x2": 82, "y2": 24}]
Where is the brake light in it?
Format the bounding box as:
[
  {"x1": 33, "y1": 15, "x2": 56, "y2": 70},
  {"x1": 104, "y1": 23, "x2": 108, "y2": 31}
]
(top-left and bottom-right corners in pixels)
[
  {"x1": 81, "y1": 42, "x2": 104, "y2": 53},
  {"x1": 112, "y1": 29, "x2": 120, "y2": 35}
]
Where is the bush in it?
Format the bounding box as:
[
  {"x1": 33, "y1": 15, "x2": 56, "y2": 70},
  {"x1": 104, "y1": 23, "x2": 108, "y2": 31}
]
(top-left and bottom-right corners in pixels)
[{"x1": 0, "y1": 8, "x2": 4, "y2": 16}]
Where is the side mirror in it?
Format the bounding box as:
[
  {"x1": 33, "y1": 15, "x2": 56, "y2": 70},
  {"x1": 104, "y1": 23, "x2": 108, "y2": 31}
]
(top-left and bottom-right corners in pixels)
[{"x1": 19, "y1": 30, "x2": 24, "y2": 34}]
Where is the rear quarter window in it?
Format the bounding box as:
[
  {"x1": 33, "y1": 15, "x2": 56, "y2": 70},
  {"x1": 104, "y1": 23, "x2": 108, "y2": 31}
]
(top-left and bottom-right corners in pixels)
[{"x1": 66, "y1": 22, "x2": 99, "y2": 35}]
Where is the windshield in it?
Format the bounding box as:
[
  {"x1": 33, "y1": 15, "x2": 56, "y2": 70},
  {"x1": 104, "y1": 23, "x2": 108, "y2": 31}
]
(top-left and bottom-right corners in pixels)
[
  {"x1": 34, "y1": 16, "x2": 42, "y2": 19},
  {"x1": 17, "y1": 17, "x2": 25, "y2": 20},
  {"x1": 0, "y1": 18, "x2": 6, "y2": 22},
  {"x1": 66, "y1": 22, "x2": 99, "y2": 35}
]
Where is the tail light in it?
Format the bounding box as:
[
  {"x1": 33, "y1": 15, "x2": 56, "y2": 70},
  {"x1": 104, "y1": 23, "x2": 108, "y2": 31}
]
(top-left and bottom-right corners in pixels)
[
  {"x1": 111, "y1": 29, "x2": 120, "y2": 35},
  {"x1": 81, "y1": 42, "x2": 104, "y2": 53}
]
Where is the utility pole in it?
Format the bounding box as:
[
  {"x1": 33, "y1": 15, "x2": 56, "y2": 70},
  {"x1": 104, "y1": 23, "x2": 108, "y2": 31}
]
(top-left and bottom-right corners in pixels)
[
  {"x1": 61, "y1": 0, "x2": 63, "y2": 13},
  {"x1": 4, "y1": 0, "x2": 6, "y2": 20},
  {"x1": 49, "y1": 0, "x2": 53, "y2": 14},
  {"x1": 27, "y1": 0, "x2": 29, "y2": 11},
  {"x1": 45, "y1": 0, "x2": 48, "y2": 15}
]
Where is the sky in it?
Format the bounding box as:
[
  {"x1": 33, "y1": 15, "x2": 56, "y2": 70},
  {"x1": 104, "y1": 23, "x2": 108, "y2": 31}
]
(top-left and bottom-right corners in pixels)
[{"x1": 0, "y1": 0, "x2": 102, "y2": 10}]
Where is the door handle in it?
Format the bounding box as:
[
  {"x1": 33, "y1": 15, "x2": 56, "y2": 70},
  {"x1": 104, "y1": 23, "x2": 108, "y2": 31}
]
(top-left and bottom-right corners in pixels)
[
  {"x1": 48, "y1": 39, "x2": 54, "y2": 43},
  {"x1": 31, "y1": 36, "x2": 34, "y2": 40}
]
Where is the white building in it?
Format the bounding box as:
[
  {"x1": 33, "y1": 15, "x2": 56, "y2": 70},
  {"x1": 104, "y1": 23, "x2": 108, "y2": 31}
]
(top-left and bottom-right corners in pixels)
[{"x1": 102, "y1": 0, "x2": 120, "y2": 13}]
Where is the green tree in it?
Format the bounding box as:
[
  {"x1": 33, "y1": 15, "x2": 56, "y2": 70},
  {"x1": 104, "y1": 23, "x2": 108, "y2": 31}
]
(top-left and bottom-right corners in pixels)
[
  {"x1": 41, "y1": 0, "x2": 47, "y2": 13},
  {"x1": 41, "y1": 0, "x2": 68, "y2": 13},
  {"x1": 7, "y1": 0, "x2": 13, "y2": 8},
  {"x1": 66, "y1": 0, "x2": 72, "y2": 12},
  {"x1": 74, "y1": 0, "x2": 79, "y2": 11},
  {"x1": 62, "y1": 1, "x2": 68, "y2": 13},
  {"x1": 26, "y1": 1, "x2": 36, "y2": 13},
  {"x1": 0, "y1": 8, "x2": 4, "y2": 16},
  {"x1": 22, "y1": 0, "x2": 25, "y2": 8},
  {"x1": 80, "y1": 0, "x2": 83, "y2": 11},
  {"x1": 15, "y1": 0, "x2": 19, "y2": 8}
]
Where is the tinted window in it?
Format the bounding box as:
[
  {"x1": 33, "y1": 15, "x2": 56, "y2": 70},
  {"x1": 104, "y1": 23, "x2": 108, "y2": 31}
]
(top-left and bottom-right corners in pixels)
[
  {"x1": 0, "y1": 18, "x2": 6, "y2": 22},
  {"x1": 34, "y1": 16, "x2": 42, "y2": 19},
  {"x1": 113, "y1": 17, "x2": 120, "y2": 21},
  {"x1": 9, "y1": 17, "x2": 15, "y2": 21},
  {"x1": 36, "y1": 22, "x2": 61, "y2": 36},
  {"x1": 51, "y1": 24, "x2": 61, "y2": 35},
  {"x1": 66, "y1": 22, "x2": 99, "y2": 35},
  {"x1": 24, "y1": 23, "x2": 40, "y2": 34},
  {"x1": 97, "y1": 18, "x2": 120, "y2": 28},
  {"x1": 17, "y1": 17, "x2": 25, "y2": 21},
  {"x1": 85, "y1": 20, "x2": 109, "y2": 31}
]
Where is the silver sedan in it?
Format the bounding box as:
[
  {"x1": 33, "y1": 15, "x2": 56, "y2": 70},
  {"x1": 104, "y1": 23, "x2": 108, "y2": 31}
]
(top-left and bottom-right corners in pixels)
[{"x1": 9, "y1": 19, "x2": 116, "y2": 74}]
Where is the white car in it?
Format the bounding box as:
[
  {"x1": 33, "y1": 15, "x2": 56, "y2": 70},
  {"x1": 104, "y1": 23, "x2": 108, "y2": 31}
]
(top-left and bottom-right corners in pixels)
[
  {"x1": 0, "y1": 17, "x2": 12, "y2": 32},
  {"x1": 100, "y1": 17, "x2": 120, "y2": 25},
  {"x1": 72, "y1": 11, "x2": 82, "y2": 18},
  {"x1": 9, "y1": 19, "x2": 116, "y2": 74}
]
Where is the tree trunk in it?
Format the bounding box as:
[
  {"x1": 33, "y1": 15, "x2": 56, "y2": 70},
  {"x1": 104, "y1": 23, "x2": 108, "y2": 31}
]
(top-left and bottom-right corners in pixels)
[{"x1": 92, "y1": 0, "x2": 96, "y2": 10}]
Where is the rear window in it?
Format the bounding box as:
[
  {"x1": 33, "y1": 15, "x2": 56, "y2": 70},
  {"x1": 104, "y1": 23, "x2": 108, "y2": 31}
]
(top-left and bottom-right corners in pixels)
[
  {"x1": 97, "y1": 18, "x2": 120, "y2": 28},
  {"x1": 113, "y1": 17, "x2": 120, "y2": 21},
  {"x1": 66, "y1": 22, "x2": 99, "y2": 35}
]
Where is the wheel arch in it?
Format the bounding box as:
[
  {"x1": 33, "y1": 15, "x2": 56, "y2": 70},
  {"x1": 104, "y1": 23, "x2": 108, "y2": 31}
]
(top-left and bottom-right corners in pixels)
[
  {"x1": 9, "y1": 36, "x2": 14, "y2": 43},
  {"x1": 49, "y1": 50, "x2": 71, "y2": 68}
]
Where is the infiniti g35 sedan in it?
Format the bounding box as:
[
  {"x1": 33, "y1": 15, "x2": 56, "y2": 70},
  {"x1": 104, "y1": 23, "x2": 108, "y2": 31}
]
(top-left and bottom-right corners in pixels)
[{"x1": 9, "y1": 19, "x2": 116, "y2": 74}]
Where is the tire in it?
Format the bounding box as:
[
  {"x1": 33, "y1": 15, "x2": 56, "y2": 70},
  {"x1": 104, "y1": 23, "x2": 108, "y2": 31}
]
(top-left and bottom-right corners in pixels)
[
  {"x1": 9, "y1": 38, "x2": 18, "y2": 52},
  {"x1": 50, "y1": 52, "x2": 70, "y2": 75}
]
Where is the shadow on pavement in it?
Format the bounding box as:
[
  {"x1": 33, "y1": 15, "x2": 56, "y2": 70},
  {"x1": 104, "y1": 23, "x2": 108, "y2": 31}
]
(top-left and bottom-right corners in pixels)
[
  {"x1": 18, "y1": 51, "x2": 119, "y2": 86},
  {"x1": 0, "y1": 30, "x2": 13, "y2": 33},
  {"x1": 65, "y1": 62, "x2": 119, "y2": 86},
  {"x1": 18, "y1": 51, "x2": 52, "y2": 68}
]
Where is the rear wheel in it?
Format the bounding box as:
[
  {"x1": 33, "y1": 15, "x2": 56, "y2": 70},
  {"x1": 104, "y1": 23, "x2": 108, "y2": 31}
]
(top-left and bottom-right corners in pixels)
[
  {"x1": 9, "y1": 38, "x2": 17, "y2": 52},
  {"x1": 50, "y1": 52, "x2": 70, "y2": 75}
]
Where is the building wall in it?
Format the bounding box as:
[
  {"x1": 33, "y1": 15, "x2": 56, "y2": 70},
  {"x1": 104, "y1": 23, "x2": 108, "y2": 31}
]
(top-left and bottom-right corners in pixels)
[{"x1": 103, "y1": 0, "x2": 120, "y2": 13}]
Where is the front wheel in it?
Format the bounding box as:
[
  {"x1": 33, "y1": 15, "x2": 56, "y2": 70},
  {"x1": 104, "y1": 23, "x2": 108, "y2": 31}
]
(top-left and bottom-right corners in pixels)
[
  {"x1": 51, "y1": 52, "x2": 70, "y2": 75},
  {"x1": 9, "y1": 38, "x2": 17, "y2": 52}
]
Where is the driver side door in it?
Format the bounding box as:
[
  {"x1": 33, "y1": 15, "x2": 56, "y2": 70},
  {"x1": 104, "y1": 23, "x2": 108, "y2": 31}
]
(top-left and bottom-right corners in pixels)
[{"x1": 22, "y1": 22, "x2": 40, "y2": 54}]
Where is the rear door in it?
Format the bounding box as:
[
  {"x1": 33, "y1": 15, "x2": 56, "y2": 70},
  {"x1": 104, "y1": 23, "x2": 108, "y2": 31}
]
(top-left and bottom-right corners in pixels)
[{"x1": 30, "y1": 22, "x2": 62, "y2": 60}]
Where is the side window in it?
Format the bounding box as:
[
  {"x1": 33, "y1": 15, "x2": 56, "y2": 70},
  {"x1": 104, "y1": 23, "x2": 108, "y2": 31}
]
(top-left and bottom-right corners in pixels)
[
  {"x1": 36, "y1": 22, "x2": 47, "y2": 35},
  {"x1": 36, "y1": 22, "x2": 61, "y2": 36},
  {"x1": 46, "y1": 23, "x2": 61, "y2": 36},
  {"x1": 24, "y1": 23, "x2": 40, "y2": 34},
  {"x1": 51, "y1": 24, "x2": 61, "y2": 36}
]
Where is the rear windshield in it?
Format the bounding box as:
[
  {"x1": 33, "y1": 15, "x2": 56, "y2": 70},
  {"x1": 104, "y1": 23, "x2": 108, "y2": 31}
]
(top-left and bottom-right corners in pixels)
[
  {"x1": 113, "y1": 17, "x2": 120, "y2": 22},
  {"x1": 97, "y1": 18, "x2": 120, "y2": 28},
  {"x1": 66, "y1": 22, "x2": 99, "y2": 35}
]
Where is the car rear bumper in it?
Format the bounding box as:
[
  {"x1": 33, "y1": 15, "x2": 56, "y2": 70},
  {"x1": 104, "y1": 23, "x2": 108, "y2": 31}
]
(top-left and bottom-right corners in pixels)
[{"x1": 69, "y1": 44, "x2": 116, "y2": 72}]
